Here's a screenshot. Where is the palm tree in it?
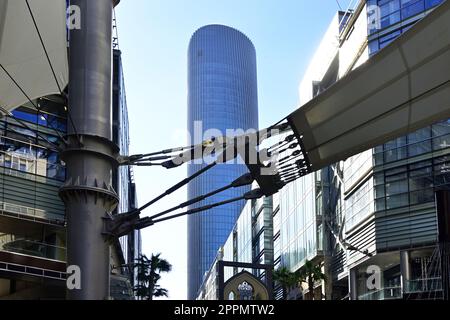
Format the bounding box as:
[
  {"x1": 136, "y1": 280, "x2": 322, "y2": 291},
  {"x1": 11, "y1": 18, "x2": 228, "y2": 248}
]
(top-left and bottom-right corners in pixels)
[
  {"x1": 153, "y1": 284, "x2": 169, "y2": 299},
  {"x1": 134, "y1": 253, "x2": 172, "y2": 300},
  {"x1": 273, "y1": 266, "x2": 303, "y2": 300},
  {"x1": 299, "y1": 260, "x2": 326, "y2": 300}
]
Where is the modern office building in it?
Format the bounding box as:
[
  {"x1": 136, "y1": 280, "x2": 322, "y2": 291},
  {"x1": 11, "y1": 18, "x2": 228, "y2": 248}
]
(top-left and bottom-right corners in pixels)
[
  {"x1": 282, "y1": 0, "x2": 448, "y2": 300},
  {"x1": 112, "y1": 49, "x2": 143, "y2": 294},
  {"x1": 269, "y1": 9, "x2": 356, "y2": 300},
  {"x1": 196, "y1": 188, "x2": 274, "y2": 300},
  {"x1": 0, "y1": 49, "x2": 140, "y2": 299},
  {"x1": 0, "y1": 93, "x2": 68, "y2": 299},
  {"x1": 197, "y1": 0, "x2": 449, "y2": 301},
  {"x1": 344, "y1": 0, "x2": 448, "y2": 301},
  {"x1": 187, "y1": 25, "x2": 259, "y2": 299}
]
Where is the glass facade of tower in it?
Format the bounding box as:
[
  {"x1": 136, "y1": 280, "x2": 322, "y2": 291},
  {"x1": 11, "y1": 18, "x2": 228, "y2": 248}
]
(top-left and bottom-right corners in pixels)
[{"x1": 187, "y1": 25, "x2": 259, "y2": 299}]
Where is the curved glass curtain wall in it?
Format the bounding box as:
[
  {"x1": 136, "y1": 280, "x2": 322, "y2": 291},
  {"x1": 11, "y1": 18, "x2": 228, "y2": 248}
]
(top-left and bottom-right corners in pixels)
[{"x1": 187, "y1": 25, "x2": 259, "y2": 299}]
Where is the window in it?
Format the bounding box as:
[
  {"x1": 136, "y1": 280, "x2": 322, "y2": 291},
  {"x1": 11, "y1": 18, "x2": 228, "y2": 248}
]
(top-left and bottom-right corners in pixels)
[
  {"x1": 11, "y1": 108, "x2": 37, "y2": 123},
  {"x1": 376, "y1": 198, "x2": 386, "y2": 211},
  {"x1": 408, "y1": 127, "x2": 431, "y2": 143},
  {"x1": 409, "y1": 141, "x2": 432, "y2": 156},
  {"x1": 386, "y1": 167, "x2": 407, "y2": 181},
  {"x1": 402, "y1": 0, "x2": 425, "y2": 18},
  {"x1": 433, "y1": 135, "x2": 450, "y2": 151},
  {"x1": 368, "y1": 0, "x2": 434, "y2": 51},
  {"x1": 380, "y1": 10, "x2": 401, "y2": 29},
  {"x1": 368, "y1": 2, "x2": 381, "y2": 34},
  {"x1": 0, "y1": 136, "x2": 64, "y2": 180},
  {"x1": 19, "y1": 159, "x2": 27, "y2": 172},
  {"x1": 385, "y1": 179, "x2": 408, "y2": 196},
  {"x1": 379, "y1": 30, "x2": 402, "y2": 48},
  {"x1": 432, "y1": 121, "x2": 450, "y2": 137},
  {"x1": 380, "y1": 0, "x2": 401, "y2": 16},
  {"x1": 434, "y1": 163, "x2": 450, "y2": 187},
  {"x1": 425, "y1": 0, "x2": 444, "y2": 9},
  {"x1": 385, "y1": 147, "x2": 407, "y2": 162},
  {"x1": 386, "y1": 193, "x2": 409, "y2": 209},
  {"x1": 409, "y1": 175, "x2": 433, "y2": 191},
  {"x1": 408, "y1": 127, "x2": 432, "y2": 157},
  {"x1": 410, "y1": 189, "x2": 434, "y2": 204},
  {"x1": 374, "y1": 173, "x2": 385, "y2": 186},
  {"x1": 385, "y1": 136, "x2": 407, "y2": 150},
  {"x1": 375, "y1": 184, "x2": 386, "y2": 198}
]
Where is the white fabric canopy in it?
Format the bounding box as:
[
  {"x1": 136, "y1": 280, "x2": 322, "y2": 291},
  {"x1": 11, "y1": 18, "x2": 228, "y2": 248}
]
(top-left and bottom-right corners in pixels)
[
  {"x1": 288, "y1": 0, "x2": 450, "y2": 171},
  {"x1": 0, "y1": 0, "x2": 68, "y2": 112}
]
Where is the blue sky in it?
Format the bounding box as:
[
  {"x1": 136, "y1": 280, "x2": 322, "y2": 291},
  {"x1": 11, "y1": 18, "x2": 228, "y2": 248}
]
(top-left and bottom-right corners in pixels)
[{"x1": 115, "y1": 0, "x2": 355, "y2": 300}]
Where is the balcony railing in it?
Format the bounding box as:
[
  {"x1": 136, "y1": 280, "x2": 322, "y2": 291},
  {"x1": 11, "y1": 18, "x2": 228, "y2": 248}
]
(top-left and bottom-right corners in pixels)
[
  {"x1": 0, "y1": 201, "x2": 65, "y2": 223},
  {"x1": 358, "y1": 277, "x2": 443, "y2": 300},
  {"x1": 338, "y1": 0, "x2": 359, "y2": 36},
  {"x1": 405, "y1": 277, "x2": 442, "y2": 293},
  {"x1": 0, "y1": 239, "x2": 66, "y2": 262},
  {"x1": 358, "y1": 286, "x2": 402, "y2": 300}
]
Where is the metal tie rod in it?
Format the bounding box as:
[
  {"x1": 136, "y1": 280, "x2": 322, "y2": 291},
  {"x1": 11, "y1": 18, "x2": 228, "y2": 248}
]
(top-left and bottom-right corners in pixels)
[
  {"x1": 138, "y1": 161, "x2": 216, "y2": 213},
  {"x1": 148, "y1": 173, "x2": 254, "y2": 221},
  {"x1": 136, "y1": 189, "x2": 264, "y2": 229}
]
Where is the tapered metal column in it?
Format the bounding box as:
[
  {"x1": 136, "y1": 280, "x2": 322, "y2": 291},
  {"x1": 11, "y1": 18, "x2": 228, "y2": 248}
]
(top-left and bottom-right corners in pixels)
[
  {"x1": 60, "y1": 0, "x2": 119, "y2": 300},
  {"x1": 348, "y1": 268, "x2": 358, "y2": 300},
  {"x1": 439, "y1": 242, "x2": 450, "y2": 300},
  {"x1": 435, "y1": 190, "x2": 450, "y2": 300},
  {"x1": 400, "y1": 251, "x2": 411, "y2": 294}
]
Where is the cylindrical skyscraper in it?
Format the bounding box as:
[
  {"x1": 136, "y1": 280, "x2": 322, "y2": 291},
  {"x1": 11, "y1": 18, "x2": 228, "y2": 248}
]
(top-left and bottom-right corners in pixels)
[{"x1": 187, "y1": 25, "x2": 258, "y2": 299}]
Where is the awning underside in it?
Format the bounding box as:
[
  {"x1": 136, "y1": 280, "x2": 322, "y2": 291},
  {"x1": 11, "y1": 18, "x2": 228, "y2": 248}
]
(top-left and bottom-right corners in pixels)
[{"x1": 0, "y1": 0, "x2": 68, "y2": 113}]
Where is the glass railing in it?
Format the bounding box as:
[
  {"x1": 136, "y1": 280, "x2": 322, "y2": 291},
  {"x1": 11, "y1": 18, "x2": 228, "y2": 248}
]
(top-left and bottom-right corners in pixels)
[
  {"x1": 0, "y1": 151, "x2": 66, "y2": 182},
  {"x1": 0, "y1": 238, "x2": 66, "y2": 262},
  {"x1": 358, "y1": 286, "x2": 402, "y2": 300},
  {"x1": 405, "y1": 277, "x2": 442, "y2": 293},
  {"x1": 0, "y1": 201, "x2": 65, "y2": 222}
]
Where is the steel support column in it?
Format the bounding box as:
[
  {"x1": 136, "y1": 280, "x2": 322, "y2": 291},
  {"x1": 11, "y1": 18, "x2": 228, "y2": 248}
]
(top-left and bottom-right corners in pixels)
[
  {"x1": 439, "y1": 242, "x2": 450, "y2": 300},
  {"x1": 400, "y1": 250, "x2": 411, "y2": 294},
  {"x1": 348, "y1": 268, "x2": 358, "y2": 300},
  {"x1": 60, "y1": 0, "x2": 119, "y2": 300},
  {"x1": 435, "y1": 190, "x2": 450, "y2": 300}
]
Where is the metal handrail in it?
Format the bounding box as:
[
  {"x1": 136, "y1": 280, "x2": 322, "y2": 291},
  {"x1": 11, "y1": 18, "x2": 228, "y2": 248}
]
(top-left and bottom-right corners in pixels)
[
  {"x1": 359, "y1": 286, "x2": 402, "y2": 300},
  {"x1": 0, "y1": 238, "x2": 66, "y2": 262},
  {"x1": 0, "y1": 201, "x2": 65, "y2": 222},
  {"x1": 0, "y1": 148, "x2": 65, "y2": 173},
  {"x1": 337, "y1": 0, "x2": 359, "y2": 35},
  {"x1": 405, "y1": 277, "x2": 442, "y2": 293},
  {"x1": 0, "y1": 257, "x2": 66, "y2": 280}
]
